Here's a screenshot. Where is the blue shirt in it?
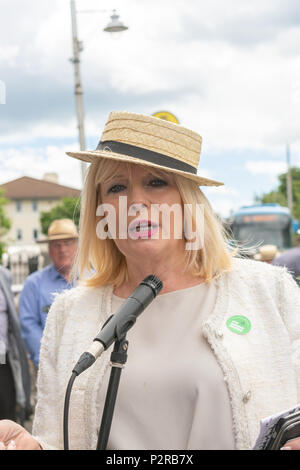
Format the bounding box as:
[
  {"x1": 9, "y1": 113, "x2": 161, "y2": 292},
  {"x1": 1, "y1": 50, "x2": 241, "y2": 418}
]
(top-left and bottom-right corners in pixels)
[{"x1": 19, "y1": 264, "x2": 74, "y2": 366}]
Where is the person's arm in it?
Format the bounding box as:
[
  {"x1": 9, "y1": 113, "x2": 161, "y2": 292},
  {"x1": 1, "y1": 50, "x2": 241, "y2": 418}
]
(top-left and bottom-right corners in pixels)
[
  {"x1": 277, "y1": 269, "x2": 300, "y2": 450},
  {"x1": 19, "y1": 278, "x2": 43, "y2": 366},
  {"x1": 0, "y1": 291, "x2": 68, "y2": 450},
  {"x1": 278, "y1": 269, "x2": 300, "y2": 389}
]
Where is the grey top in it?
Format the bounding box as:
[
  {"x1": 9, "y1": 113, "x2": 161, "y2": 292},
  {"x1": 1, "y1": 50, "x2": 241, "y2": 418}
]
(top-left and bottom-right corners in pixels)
[
  {"x1": 0, "y1": 266, "x2": 31, "y2": 414},
  {"x1": 98, "y1": 280, "x2": 235, "y2": 450},
  {"x1": 0, "y1": 286, "x2": 8, "y2": 355},
  {"x1": 272, "y1": 246, "x2": 300, "y2": 281}
]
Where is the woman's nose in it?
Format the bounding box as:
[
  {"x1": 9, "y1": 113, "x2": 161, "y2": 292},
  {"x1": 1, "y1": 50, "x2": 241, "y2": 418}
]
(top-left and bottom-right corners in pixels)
[
  {"x1": 128, "y1": 202, "x2": 148, "y2": 217},
  {"x1": 127, "y1": 185, "x2": 150, "y2": 212}
]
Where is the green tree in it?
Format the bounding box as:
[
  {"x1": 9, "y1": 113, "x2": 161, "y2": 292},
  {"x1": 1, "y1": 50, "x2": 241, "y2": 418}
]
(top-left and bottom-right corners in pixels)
[
  {"x1": 258, "y1": 167, "x2": 300, "y2": 221},
  {"x1": 40, "y1": 197, "x2": 81, "y2": 235},
  {"x1": 0, "y1": 189, "x2": 11, "y2": 260}
]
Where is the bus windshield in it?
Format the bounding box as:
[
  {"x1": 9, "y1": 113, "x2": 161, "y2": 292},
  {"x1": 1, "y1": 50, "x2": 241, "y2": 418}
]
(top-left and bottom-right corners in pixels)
[{"x1": 231, "y1": 213, "x2": 291, "y2": 250}]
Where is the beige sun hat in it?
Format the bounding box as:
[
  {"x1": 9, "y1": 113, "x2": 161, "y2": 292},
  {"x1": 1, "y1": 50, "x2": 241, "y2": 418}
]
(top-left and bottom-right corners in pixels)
[
  {"x1": 66, "y1": 111, "x2": 223, "y2": 186},
  {"x1": 254, "y1": 244, "x2": 279, "y2": 261},
  {"x1": 37, "y1": 219, "x2": 78, "y2": 243}
]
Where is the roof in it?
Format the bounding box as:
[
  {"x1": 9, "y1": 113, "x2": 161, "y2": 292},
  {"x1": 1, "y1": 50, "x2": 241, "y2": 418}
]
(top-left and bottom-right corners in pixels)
[
  {"x1": 234, "y1": 204, "x2": 290, "y2": 217},
  {"x1": 1, "y1": 176, "x2": 81, "y2": 200}
]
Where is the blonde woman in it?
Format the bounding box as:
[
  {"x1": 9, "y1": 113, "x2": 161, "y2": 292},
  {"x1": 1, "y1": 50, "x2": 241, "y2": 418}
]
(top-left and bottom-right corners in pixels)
[{"x1": 1, "y1": 112, "x2": 300, "y2": 450}]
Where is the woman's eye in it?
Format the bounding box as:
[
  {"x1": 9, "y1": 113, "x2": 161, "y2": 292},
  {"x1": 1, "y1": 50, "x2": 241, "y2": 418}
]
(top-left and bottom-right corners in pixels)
[
  {"x1": 107, "y1": 184, "x2": 126, "y2": 194},
  {"x1": 148, "y1": 178, "x2": 167, "y2": 187}
]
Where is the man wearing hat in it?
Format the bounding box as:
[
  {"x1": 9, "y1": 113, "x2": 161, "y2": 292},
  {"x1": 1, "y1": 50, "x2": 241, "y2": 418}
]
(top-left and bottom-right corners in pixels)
[{"x1": 19, "y1": 219, "x2": 78, "y2": 367}]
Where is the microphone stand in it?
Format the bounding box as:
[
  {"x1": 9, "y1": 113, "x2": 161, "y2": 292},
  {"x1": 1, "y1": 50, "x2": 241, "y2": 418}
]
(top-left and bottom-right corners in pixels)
[
  {"x1": 96, "y1": 335, "x2": 129, "y2": 450},
  {"x1": 64, "y1": 276, "x2": 163, "y2": 450}
]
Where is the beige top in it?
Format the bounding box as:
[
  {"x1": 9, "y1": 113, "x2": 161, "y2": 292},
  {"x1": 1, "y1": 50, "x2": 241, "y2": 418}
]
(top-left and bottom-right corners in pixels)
[{"x1": 98, "y1": 281, "x2": 235, "y2": 450}]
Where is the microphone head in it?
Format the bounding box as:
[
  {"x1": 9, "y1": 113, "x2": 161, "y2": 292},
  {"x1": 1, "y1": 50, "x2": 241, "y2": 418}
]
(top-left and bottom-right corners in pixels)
[{"x1": 142, "y1": 275, "x2": 163, "y2": 296}]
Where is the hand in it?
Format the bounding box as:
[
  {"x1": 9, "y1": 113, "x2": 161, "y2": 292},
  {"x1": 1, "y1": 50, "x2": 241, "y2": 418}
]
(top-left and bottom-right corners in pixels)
[
  {"x1": 281, "y1": 437, "x2": 300, "y2": 450},
  {"x1": 0, "y1": 420, "x2": 41, "y2": 450}
]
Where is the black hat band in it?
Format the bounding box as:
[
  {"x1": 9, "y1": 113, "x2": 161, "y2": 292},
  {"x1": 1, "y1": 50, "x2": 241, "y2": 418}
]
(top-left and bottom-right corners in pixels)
[{"x1": 96, "y1": 140, "x2": 197, "y2": 175}]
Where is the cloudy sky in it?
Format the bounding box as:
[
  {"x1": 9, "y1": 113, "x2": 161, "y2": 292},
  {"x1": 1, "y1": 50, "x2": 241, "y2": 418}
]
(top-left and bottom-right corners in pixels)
[{"x1": 1, "y1": 0, "x2": 300, "y2": 216}]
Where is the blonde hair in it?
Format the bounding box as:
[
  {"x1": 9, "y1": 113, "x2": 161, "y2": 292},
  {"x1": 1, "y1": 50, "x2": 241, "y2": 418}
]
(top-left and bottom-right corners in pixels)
[{"x1": 74, "y1": 159, "x2": 232, "y2": 286}]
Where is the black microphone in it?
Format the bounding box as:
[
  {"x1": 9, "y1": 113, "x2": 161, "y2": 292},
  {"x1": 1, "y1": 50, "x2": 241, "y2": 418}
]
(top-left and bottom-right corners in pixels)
[{"x1": 72, "y1": 275, "x2": 163, "y2": 376}]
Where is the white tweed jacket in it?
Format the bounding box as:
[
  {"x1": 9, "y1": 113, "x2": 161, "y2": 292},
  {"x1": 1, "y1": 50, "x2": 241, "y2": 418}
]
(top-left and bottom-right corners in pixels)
[{"x1": 32, "y1": 258, "x2": 300, "y2": 450}]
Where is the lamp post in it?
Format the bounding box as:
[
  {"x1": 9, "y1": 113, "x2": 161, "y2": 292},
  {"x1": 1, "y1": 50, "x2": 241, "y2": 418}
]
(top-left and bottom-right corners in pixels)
[
  {"x1": 70, "y1": 1, "x2": 128, "y2": 185},
  {"x1": 286, "y1": 143, "x2": 293, "y2": 215}
]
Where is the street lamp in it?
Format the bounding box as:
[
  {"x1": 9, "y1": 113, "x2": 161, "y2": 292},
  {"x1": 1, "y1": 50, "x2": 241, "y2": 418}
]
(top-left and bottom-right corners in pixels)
[
  {"x1": 104, "y1": 10, "x2": 129, "y2": 33},
  {"x1": 70, "y1": 1, "x2": 128, "y2": 185}
]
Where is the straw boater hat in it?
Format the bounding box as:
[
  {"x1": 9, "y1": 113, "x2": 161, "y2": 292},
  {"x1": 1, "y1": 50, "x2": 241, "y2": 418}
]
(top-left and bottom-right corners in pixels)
[
  {"x1": 37, "y1": 219, "x2": 78, "y2": 243},
  {"x1": 66, "y1": 111, "x2": 223, "y2": 186},
  {"x1": 254, "y1": 245, "x2": 279, "y2": 262}
]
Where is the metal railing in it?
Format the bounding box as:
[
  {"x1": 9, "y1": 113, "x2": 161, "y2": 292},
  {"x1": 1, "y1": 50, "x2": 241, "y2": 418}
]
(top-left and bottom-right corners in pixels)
[{"x1": 2, "y1": 249, "x2": 46, "y2": 294}]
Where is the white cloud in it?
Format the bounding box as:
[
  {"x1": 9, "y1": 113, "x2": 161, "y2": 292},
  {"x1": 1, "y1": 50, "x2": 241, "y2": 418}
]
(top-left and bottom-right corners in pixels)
[
  {"x1": 0, "y1": 45, "x2": 19, "y2": 66},
  {"x1": 203, "y1": 191, "x2": 250, "y2": 218},
  {"x1": 204, "y1": 186, "x2": 239, "y2": 197},
  {"x1": 202, "y1": 185, "x2": 241, "y2": 218},
  {"x1": 1, "y1": 0, "x2": 300, "y2": 150},
  {"x1": 0, "y1": 144, "x2": 82, "y2": 189},
  {"x1": 196, "y1": 168, "x2": 213, "y2": 180},
  {"x1": 245, "y1": 160, "x2": 287, "y2": 175},
  {"x1": 1, "y1": 0, "x2": 300, "y2": 219}
]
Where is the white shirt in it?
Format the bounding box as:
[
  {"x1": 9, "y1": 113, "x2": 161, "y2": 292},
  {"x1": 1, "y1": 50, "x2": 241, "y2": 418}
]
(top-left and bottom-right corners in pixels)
[{"x1": 97, "y1": 281, "x2": 235, "y2": 450}]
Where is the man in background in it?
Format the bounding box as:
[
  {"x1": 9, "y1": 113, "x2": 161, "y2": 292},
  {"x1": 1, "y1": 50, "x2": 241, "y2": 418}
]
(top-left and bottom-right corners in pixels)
[
  {"x1": 254, "y1": 245, "x2": 279, "y2": 264},
  {"x1": 0, "y1": 265, "x2": 31, "y2": 423},
  {"x1": 271, "y1": 230, "x2": 300, "y2": 283},
  {"x1": 19, "y1": 219, "x2": 78, "y2": 368},
  {"x1": 272, "y1": 245, "x2": 300, "y2": 282}
]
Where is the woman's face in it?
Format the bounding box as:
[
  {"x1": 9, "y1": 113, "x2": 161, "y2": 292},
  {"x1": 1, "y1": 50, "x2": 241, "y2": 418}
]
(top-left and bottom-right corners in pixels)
[{"x1": 99, "y1": 163, "x2": 186, "y2": 262}]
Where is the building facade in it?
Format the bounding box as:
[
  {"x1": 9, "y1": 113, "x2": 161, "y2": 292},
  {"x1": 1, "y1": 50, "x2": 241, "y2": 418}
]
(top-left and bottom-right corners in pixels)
[{"x1": 1, "y1": 174, "x2": 81, "y2": 247}]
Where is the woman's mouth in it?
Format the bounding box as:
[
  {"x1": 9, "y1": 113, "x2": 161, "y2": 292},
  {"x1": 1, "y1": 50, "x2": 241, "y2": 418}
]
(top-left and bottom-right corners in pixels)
[{"x1": 128, "y1": 219, "x2": 159, "y2": 239}]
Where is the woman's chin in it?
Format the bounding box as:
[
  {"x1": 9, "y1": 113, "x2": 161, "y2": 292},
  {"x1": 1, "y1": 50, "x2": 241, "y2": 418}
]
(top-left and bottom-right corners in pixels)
[
  {"x1": 128, "y1": 236, "x2": 162, "y2": 249},
  {"x1": 118, "y1": 237, "x2": 167, "y2": 257}
]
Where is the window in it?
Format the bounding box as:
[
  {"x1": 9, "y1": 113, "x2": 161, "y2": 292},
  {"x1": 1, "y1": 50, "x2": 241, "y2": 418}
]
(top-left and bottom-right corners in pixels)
[
  {"x1": 32, "y1": 200, "x2": 38, "y2": 211},
  {"x1": 16, "y1": 229, "x2": 22, "y2": 241},
  {"x1": 33, "y1": 229, "x2": 38, "y2": 240},
  {"x1": 16, "y1": 201, "x2": 22, "y2": 212}
]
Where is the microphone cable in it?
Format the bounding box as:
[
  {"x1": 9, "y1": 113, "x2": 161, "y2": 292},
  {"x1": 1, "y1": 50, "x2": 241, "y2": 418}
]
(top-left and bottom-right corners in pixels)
[{"x1": 63, "y1": 372, "x2": 77, "y2": 450}]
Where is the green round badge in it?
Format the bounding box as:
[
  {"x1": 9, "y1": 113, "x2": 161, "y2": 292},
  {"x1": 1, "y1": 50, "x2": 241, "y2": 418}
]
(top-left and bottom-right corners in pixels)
[{"x1": 226, "y1": 315, "x2": 251, "y2": 335}]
